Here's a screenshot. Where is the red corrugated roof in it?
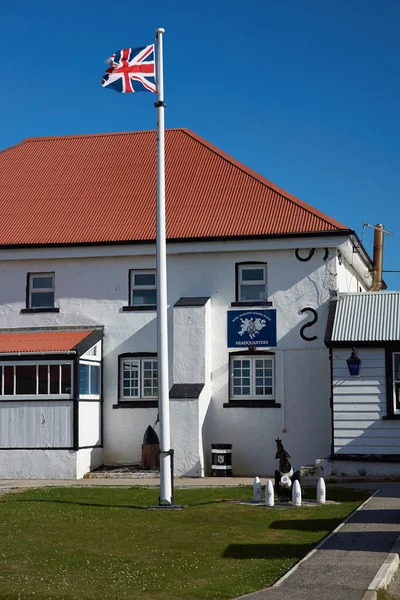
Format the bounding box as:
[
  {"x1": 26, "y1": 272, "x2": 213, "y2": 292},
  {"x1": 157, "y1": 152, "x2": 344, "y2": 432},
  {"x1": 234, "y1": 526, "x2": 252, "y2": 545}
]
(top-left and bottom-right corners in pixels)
[
  {"x1": 0, "y1": 129, "x2": 349, "y2": 246},
  {"x1": 0, "y1": 330, "x2": 94, "y2": 353}
]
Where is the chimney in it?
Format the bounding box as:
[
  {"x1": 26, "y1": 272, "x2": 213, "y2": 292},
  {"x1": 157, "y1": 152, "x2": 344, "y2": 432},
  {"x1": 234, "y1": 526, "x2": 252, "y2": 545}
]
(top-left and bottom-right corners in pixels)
[{"x1": 369, "y1": 224, "x2": 384, "y2": 292}]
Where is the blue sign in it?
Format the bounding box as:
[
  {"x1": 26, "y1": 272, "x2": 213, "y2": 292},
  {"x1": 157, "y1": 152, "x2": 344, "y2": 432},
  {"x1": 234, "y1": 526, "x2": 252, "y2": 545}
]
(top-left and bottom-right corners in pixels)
[{"x1": 227, "y1": 309, "x2": 277, "y2": 348}]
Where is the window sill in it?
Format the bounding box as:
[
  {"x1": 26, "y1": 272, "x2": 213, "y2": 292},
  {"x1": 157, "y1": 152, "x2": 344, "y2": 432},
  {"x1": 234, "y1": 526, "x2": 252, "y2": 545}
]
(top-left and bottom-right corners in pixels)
[
  {"x1": 122, "y1": 305, "x2": 157, "y2": 312},
  {"x1": 113, "y1": 400, "x2": 158, "y2": 409},
  {"x1": 21, "y1": 308, "x2": 60, "y2": 314},
  {"x1": 231, "y1": 301, "x2": 273, "y2": 308},
  {"x1": 382, "y1": 415, "x2": 400, "y2": 420},
  {"x1": 0, "y1": 397, "x2": 73, "y2": 402},
  {"x1": 223, "y1": 400, "x2": 280, "y2": 408}
]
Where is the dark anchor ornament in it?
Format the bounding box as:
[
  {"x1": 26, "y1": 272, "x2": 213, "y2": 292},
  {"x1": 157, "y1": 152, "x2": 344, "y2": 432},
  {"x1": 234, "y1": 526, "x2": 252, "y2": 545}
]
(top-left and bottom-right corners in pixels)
[{"x1": 274, "y1": 438, "x2": 301, "y2": 502}]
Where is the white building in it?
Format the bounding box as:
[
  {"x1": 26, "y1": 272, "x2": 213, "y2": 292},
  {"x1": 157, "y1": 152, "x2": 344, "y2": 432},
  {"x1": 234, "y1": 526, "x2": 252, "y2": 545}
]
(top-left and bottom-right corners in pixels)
[{"x1": 0, "y1": 128, "x2": 373, "y2": 479}]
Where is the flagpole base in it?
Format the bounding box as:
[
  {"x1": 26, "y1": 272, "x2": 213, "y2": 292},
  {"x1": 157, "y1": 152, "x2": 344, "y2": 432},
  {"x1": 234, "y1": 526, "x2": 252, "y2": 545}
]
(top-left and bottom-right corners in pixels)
[{"x1": 147, "y1": 505, "x2": 187, "y2": 510}]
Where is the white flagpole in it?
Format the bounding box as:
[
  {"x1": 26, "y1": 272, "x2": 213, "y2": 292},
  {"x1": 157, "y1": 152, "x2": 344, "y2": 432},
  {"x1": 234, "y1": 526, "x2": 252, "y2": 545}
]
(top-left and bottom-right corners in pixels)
[{"x1": 155, "y1": 27, "x2": 172, "y2": 505}]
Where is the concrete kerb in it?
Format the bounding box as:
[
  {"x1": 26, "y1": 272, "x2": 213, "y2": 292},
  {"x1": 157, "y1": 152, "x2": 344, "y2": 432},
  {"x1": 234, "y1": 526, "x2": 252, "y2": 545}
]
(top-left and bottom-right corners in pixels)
[{"x1": 361, "y1": 534, "x2": 400, "y2": 600}]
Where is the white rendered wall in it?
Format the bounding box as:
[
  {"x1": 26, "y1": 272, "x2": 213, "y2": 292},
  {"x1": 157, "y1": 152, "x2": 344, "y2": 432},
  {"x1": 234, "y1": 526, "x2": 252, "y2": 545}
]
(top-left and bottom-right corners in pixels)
[
  {"x1": 172, "y1": 301, "x2": 211, "y2": 476},
  {"x1": 0, "y1": 450, "x2": 77, "y2": 479},
  {"x1": 336, "y1": 255, "x2": 369, "y2": 293},
  {"x1": 199, "y1": 300, "x2": 211, "y2": 477},
  {"x1": 170, "y1": 398, "x2": 201, "y2": 477},
  {"x1": 173, "y1": 304, "x2": 207, "y2": 385},
  {"x1": 76, "y1": 447, "x2": 103, "y2": 479},
  {"x1": 333, "y1": 460, "x2": 400, "y2": 477},
  {"x1": 0, "y1": 237, "x2": 368, "y2": 476},
  {"x1": 332, "y1": 348, "x2": 400, "y2": 455},
  {"x1": 205, "y1": 348, "x2": 330, "y2": 475}
]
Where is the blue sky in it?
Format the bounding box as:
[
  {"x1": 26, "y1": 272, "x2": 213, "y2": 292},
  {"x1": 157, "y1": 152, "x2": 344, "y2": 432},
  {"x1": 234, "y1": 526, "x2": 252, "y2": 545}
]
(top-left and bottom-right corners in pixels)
[{"x1": 1, "y1": 0, "x2": 399, "y2": 286}]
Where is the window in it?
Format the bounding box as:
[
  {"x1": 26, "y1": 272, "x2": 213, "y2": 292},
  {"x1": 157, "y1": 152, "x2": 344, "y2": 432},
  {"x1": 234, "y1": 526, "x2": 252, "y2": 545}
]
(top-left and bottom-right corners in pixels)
[
  {"x1": 119, "y1": 356, "x2": 158, "y2": 400},
  {"x1": 237, "y1": 264, "x2": 267, "y2": 303},
  {"x1": 28, "y1": 273, "x2": 55, "y2": 308},
  {"x1": 230, "y1": 355, "x2": 274, "y2": 400},
  {"x1": 0, "y1": 361, "x2": 73, "y2": 398},
  {"x1": 79, "y1": 362, "x2": 101, "y2": 398},
  {"x1": 130, "y1": 270, "x2": 156, "y2": 306},
  {"x1": 392, "y1": 353, "x2": 400, "y2": 414}
]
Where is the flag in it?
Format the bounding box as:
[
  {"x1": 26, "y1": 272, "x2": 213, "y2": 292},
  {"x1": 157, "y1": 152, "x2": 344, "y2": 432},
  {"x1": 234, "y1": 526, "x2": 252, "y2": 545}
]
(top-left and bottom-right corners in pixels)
[{"x1": 102, "y1": 45, "x2": 156, "y2": 93}]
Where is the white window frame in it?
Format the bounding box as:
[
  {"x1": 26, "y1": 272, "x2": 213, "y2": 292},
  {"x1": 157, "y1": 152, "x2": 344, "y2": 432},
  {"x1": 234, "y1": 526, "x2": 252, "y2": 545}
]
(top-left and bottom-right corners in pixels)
[
  {"x1": 79, "y1": 360, "x2": 101, "y2": 400},
  {"x1": 80, "y1": 341, "x2": 101, "y2": 361},
  {"x1": 392, "y1": 353, "x2": 400, "y2": 414},
  {"x1": 130, "y1": 270, "x2": 157, "y2": 307},
  {"x1": 0, "y1": 360, "x2": 73, "y2": 400},
  {"x1": 230, "y1": 355, "x2": 275, "y2": 400},
  {"x1": 119, "y1": 356, "x2": 158, "y2": 401},
  {"x1": 238, "y1": 264, "x2": 267, "y2": 303},
  {"x1": 28, "y1": 272, "x2": 55, "y2": 309}
]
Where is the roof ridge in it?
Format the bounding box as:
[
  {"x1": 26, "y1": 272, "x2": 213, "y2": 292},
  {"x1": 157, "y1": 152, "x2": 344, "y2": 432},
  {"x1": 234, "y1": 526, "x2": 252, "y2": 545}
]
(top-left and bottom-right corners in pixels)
[
  {"x1": 18, "y1": 128, "x2": 185, "y2": 144},
  {"x1": 181, "y1": 128, "x2": 349, "y2": 231}
]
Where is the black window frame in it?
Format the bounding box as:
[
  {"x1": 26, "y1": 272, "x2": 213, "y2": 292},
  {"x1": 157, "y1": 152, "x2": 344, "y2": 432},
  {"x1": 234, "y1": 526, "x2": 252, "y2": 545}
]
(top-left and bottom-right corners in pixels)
[
  {"x1": 22, "y1": 271, "x2": 59, "y2": 314},
  {"x1": 0, "y1": 359, "x2": 74, "y2": 399},
  {"x1": 122, "y1": 270, "x2": 157, "y2": 312},
  {"x1": 385, "y1": 347, "x2": 400, "y2": 419},
  {"x1": 224, "y1": 350, "x2": 280, "y2": 408},
  {"x1": 231, "y1": 262, "x2": 272, "y2": 308},
  {"x1": 114, "y1": 352, "x2": 158, "y2": 408}
]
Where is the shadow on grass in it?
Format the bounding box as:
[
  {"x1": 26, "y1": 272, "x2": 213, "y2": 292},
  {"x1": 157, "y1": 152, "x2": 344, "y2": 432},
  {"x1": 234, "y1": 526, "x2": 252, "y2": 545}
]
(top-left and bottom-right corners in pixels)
[
  {"x1": 269, "y1": 518, "x2": 343, "y2": 532},
  {"x1": 3, "y1": 498, "x2": 148, "y2": 510},
  {"x1": 3, "y1": 498, "x2": 233, "y2": 510},
  {"x1": 223, "y1": 542, "x2": 315, "y2": 560}
]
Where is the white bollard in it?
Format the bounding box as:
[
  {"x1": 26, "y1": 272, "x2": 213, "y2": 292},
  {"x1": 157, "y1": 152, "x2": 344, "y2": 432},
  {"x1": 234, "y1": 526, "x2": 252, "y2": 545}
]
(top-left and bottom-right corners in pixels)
[
  {"x1": 292, "y1": 480, "x2": 302, "y2": 506},
  {"x1": 317, "y1": 477, "x2": 326, "y2": 504},
  {"x1": 253, "y1": 476, "x2": 262, "y2": 502},
  {"x1": 265, "y1": 479, "x2": 274, "y2": 507}
]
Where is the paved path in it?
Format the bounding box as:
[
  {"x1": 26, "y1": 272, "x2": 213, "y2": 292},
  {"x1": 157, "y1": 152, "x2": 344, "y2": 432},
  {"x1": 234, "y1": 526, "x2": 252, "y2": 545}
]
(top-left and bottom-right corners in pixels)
[
  {"x1": 239, "y1": 483, "x2": 400, "y2": 600},
  {"x1": 0, "y1": 476, "x2": 256, "y2": 491}
]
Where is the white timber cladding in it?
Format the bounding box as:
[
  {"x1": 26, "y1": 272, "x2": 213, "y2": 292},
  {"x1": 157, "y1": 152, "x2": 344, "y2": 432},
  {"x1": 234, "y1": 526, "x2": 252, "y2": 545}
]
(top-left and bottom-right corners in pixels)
[
  {"x1": 0, "y1": 236, "x2": 371, "y2": 477},
  {"x1": 332, "y1": 348, "x2": 400, "y2": 455},
  {"x1": 0, "y1": 400, "x2": 73, "y2": 448}
]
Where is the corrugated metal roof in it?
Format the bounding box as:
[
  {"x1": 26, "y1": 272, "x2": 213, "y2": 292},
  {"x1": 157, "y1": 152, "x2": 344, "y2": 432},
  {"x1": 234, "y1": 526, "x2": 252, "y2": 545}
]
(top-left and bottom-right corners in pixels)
[
  {"x1": 330, "y1": 292, "x2": 400, "y2": 342},
  {"x1": 0, "y1": 330, "x2": 94, "y2": 353},
  {"x1": 0, "y1": 129, "x2": 349, "y2": 246}
]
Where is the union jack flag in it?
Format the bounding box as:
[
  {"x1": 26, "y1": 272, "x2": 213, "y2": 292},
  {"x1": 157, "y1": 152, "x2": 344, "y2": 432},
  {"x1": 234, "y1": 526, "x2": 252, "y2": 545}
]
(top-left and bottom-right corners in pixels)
[{"x1": 102, "y1": 45, "x2": 156, "y2": 93}]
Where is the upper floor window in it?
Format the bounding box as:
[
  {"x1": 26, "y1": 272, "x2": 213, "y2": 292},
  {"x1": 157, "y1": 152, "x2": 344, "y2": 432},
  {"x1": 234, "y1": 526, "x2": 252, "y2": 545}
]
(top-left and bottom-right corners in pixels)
[
  {"x1": 130, "y1": 270, "x2": 157, "y2": 307},
  {"x1": 120, "y1": 355, "x2": 158, "y2": 400},
  {"x1": 28, "y1": 273, "x2": 55, "y2": 309},
  {"x1": 237, "y1": 264, "x2": 267, "y2": 303}
]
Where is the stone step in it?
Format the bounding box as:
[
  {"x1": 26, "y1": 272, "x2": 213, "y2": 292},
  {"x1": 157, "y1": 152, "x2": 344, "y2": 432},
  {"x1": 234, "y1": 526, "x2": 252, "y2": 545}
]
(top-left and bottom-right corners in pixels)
[{"x1": 85, "y1": 465, "x2": 160, "y2": 479}]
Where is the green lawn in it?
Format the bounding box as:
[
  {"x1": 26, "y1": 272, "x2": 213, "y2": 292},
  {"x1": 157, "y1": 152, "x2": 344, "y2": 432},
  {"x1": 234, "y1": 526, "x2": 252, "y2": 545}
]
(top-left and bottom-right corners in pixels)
[{"x1": 0, "y1": 486, "x2": 369, "y2": 600}]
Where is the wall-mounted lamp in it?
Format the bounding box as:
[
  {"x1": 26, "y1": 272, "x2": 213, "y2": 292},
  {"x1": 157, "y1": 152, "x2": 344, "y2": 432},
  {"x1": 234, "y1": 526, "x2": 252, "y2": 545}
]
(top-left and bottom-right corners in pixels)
[{"x1": 346, "y1": 347, "x2": 362, "y2": 377}]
